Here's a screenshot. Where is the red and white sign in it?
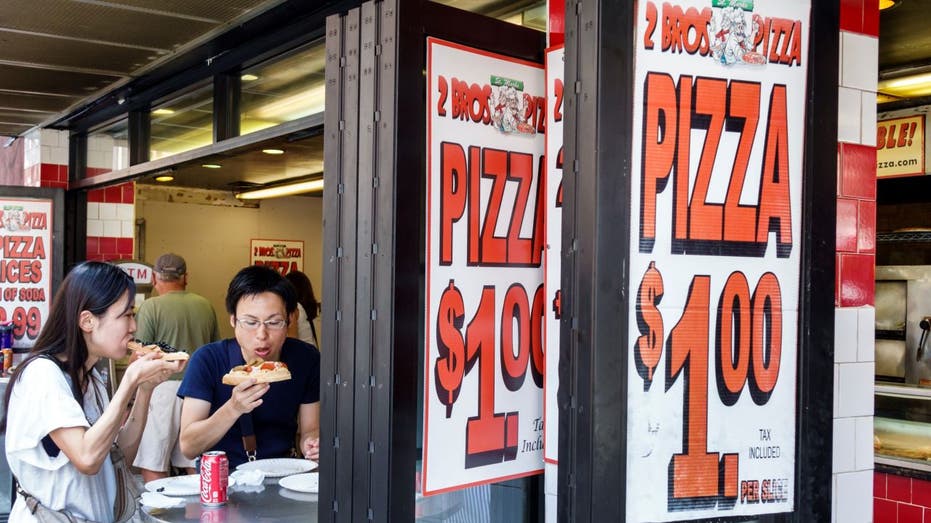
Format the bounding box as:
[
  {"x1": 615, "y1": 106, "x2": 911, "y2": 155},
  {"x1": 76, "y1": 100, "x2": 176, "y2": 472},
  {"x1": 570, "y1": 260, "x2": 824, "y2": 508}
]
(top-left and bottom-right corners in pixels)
[
  {"x1": 250, "y1": 239, "x2": 304, "y2": 276},
  {"x1": 116, "y1": 262, "x2": 154, "y2": 286},
  {"x1": 543, "y1": 45, "x2": 564, "y2": 466},
  {"x1": 877, "y1": 115, "x2": 925, "y2": 178},
  {"x1": 627, "y1": 1, "x2": 808, "y2": 520},
  {"x1": 423, "y1": 38, "x2": 545, "y2": 495},
  {"x1": 0, "y1": 198, "x2": 53, "y2": 349}
]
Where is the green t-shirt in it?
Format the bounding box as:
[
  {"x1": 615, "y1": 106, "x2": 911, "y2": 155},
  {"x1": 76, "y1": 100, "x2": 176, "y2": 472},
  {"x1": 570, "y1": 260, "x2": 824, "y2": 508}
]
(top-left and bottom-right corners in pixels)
[{"x1": 135, "y1": 290, "x2": 220, "y2": 380}]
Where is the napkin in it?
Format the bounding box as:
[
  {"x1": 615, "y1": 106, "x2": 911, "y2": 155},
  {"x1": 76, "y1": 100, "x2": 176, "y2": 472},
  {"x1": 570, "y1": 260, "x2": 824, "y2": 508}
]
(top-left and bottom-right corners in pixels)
[
  {"x1": 140, "y1": 492, "x2": 186, "y2": 509},
  {"x1": 229, "y1": 469, "x2": 266, "y2": 493}
]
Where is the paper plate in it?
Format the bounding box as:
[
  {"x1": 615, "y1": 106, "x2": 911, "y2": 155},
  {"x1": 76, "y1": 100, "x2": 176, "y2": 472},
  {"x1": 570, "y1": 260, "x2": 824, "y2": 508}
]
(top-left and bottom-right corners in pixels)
[
  {"x1": 236, "y1": 458, "x2": 315, "y2": 478},
  {"x1": 144, "y1": 474, "x2": 237, "y2": 496},
  {"x1": 278, "y1": 472, "x2": 319, "y2": 493}
]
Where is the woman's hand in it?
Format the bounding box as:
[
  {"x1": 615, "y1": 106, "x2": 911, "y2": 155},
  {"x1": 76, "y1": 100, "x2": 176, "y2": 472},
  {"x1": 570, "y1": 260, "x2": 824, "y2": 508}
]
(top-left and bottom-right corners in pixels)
[
  {"x1": 228, "y1": 379, "x2": 270, "y2": 415},
  {"x1": 124, "y1": 352, "x2": 184, "y2": 390}
]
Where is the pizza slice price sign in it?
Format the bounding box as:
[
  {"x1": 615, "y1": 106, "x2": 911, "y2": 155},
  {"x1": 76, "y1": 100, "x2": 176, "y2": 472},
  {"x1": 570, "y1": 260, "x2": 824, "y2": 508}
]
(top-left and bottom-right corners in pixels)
[
  {"x1": 433, "y1": 280, "x2": 545, "y2": 468},
  {"x1": 634, "y1": 262, "x2": 782, "y2": 506}
]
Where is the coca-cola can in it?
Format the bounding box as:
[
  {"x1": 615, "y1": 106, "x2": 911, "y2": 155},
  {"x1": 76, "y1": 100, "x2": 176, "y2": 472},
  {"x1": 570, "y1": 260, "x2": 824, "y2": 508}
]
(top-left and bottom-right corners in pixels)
[{"x1": 199, "y1": 451, "x2": 228, "y2": 506}]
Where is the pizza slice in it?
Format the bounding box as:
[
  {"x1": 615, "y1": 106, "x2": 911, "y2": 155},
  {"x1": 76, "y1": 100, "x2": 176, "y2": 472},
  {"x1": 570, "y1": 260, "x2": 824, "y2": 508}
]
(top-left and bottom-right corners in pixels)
[
  {"x1": 222, "y1": 357, "x2": 291, "y2": 385},
  {"x1": 127, "y1": 339, "x2": 191, "y2": 361}
]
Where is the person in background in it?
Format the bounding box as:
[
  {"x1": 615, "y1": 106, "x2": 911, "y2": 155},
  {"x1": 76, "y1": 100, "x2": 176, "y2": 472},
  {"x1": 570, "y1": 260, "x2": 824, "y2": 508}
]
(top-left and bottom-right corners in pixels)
[
  {"x1": 178, "y1": 265, "x2": 320, "y2": 467},
  {"x1": 133, "y1": 253, "x2": 220, "y2": 483},
  {"x1": 2, "y1": 261, "x2": 182, "y2": 523},
  {"x1": 285, "y1": 270, "x2": 320, "y2": 349}
]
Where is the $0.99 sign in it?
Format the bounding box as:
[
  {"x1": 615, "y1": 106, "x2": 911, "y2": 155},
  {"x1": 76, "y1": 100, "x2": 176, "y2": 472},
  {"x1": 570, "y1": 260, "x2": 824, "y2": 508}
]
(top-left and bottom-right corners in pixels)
[
  {"x1": 0, "y1": 306, "x2": 41, "y2": 341},
  {"x1": 434, "y1": 280, "x2": 545, "y2": 468},
  {"x1": 635, "y1": 262, "x2": 782, "y2": 504}
]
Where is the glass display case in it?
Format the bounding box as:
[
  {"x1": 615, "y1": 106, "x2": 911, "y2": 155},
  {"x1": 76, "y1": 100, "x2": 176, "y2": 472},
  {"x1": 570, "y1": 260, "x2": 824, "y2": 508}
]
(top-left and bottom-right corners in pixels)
[{"x1": 875, "y1": 383, "x2": 931, "y2": 473}]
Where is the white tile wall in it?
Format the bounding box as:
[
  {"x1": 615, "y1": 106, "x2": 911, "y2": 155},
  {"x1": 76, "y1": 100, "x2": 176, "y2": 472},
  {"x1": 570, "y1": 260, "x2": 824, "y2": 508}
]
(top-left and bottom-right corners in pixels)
[
  {"x1": 837, "y1": 362, "x2": 874, "y2": 418},
  {"x1": 103, "y1": 220, "x2": 121, "y2": 238},
  {"x1": 835, "y1": 308, "x2": 858, "y2": 363},
  {"x1": 116, "y1": 204, "x2": 133, "y2": 220},
  {"x1": 840, "y1": 32, "x2": 878, "y2": 92},
  {"x1": 39, "y1": 129, "x2": 59, "y2": 147},
  {"x1": 50, "y1": 145, "x2": 67, "y2": 165},
  {"x1": 834, "y1": 470, "x2": 874, "y2": 523},
  {"x1": 833, "y1": 417, "x2": 856, "y2": 473},
  {"x1": 834, "y1": 363, "x2": 840, "y2": 416},
  {"x1": 857, "y1": 307, "x2": 875, "y2": 362},
  {"x1": 86, "y1": 202, "x2": 99, "y2": 220},
  {"x1": 854, "y1": 416, "x2": 874, "y2": 471},
  {"x1": 121, "y1": 220, "x2": 134, "y2": 238},
  {"x1": 98, "y1": 203, "x2": 118, "y2": 220},
  {"x1": 87, "y1": 219, "x2": 103, "y2": 237},
  {"x1": 860, "y1": 93, "x2": 877, "y2": 147},
  {"x1": 837, "y1": 87, "x2": 861, "y2": 144}
]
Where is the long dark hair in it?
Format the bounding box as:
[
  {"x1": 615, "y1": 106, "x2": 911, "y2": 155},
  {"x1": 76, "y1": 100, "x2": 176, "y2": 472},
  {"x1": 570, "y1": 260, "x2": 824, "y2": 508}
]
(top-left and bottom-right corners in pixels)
[
  {"x1": 0, "y1": 262, "x2": 135, "y2": 433},
  {"x1": 284, "y1": 270, "x2": 319, "y2": 323}
]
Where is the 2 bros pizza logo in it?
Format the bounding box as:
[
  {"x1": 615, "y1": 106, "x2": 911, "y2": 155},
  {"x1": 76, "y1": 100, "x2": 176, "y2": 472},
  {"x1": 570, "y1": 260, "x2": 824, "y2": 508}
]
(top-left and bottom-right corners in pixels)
[
  {"x1": 434, "y1": 73, "x2": 546, "y2": 136},
  {"x1": 642, "y1": 0, "x2": 804, "y2": 68}
]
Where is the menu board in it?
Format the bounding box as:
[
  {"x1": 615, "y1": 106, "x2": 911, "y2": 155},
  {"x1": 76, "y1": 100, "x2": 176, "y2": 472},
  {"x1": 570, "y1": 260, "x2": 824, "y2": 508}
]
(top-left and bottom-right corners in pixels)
[
  {"x1": 543, "y1": 45, "x2": 564, "y2": 466},
  {"x1": 423, "y1": 37, "x2": 546, "y2": 495},
  {"x1": 250, "y1": 239, "x2": 304, "y2": 275},
  {"x1": 627, "y1": 1, "x2": 809, "y2": 520},
  {"x1": 0, "y1": 197, "x2": 53, "y2": 349}
]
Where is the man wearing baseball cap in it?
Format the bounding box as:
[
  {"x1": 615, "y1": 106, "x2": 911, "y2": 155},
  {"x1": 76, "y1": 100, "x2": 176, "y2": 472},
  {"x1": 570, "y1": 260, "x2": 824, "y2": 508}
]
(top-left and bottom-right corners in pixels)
[{"x1": 133, "y1": 253, "x2": 220, "y2": 482}]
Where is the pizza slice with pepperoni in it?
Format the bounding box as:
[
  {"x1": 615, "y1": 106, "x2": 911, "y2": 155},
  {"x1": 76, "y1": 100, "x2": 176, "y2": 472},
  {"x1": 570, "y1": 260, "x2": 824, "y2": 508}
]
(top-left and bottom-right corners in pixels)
[{"x1": 222, "y1": 358, "x2": 291, "y2": 385}]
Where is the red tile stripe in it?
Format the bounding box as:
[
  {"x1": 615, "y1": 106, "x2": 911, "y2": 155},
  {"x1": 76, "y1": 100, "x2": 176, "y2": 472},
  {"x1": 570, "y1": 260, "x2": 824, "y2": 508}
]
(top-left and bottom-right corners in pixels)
[
  {"x1": 874, "y1": 472, "x2": 931, "y2": 523},
  {"x1": 836, "y1": 144, "x2": 876, "y2": 307},
  {"x1": 840, "y1": 0, "x2": 879, "y2": 37}
]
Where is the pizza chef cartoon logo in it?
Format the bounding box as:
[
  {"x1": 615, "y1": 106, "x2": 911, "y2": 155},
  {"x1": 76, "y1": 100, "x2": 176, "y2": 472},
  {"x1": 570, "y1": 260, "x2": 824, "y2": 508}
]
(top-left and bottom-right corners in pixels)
[
  {"x1": 489, "y1": 75, "x2": 537, "y2": 136},
  {"x1": 709, "y1": 0, "x2": 766, "y2": 66}
]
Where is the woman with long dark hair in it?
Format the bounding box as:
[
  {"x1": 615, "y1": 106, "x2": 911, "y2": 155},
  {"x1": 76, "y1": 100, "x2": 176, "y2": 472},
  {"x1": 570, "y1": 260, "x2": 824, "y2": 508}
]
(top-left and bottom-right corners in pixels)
[
  {"x1": 2, "y1": 261, "x2": 183, "y2": 522},
  {"x1": 285, "y1": 270, "x2": 319, "y2": 349}
]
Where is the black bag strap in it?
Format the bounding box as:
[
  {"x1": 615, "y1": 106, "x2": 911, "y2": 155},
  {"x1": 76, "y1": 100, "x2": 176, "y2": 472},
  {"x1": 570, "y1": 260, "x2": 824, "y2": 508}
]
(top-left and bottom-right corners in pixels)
[{"x1": 228, "y1": 346, "x2": 257, "y2": 461}]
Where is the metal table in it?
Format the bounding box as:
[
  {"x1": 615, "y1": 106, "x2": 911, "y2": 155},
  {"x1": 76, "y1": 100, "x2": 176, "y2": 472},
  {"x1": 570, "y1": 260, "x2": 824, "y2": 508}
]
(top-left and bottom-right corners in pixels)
[{"x1": 142, "y1": 479, "x2": 317, "y2": 523}]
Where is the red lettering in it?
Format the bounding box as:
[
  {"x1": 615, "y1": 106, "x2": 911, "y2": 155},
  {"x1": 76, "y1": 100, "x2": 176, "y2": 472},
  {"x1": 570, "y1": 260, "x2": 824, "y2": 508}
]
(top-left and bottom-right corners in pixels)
[
  {"x1": 437, "y1": 75, "x2": 448, "y2": 117},
  {"x1": 641, "y1": 72, "x2": 677, "y2": 252},
  {"x1": 437, "y1": 145, "x2": 545, "y2": 267},
  {"x1": 756, "y1": 85, "x2": 792, "y2": 257},
  {"x1": 440, "y1": 142, "x2": 468, "y2": 265}
]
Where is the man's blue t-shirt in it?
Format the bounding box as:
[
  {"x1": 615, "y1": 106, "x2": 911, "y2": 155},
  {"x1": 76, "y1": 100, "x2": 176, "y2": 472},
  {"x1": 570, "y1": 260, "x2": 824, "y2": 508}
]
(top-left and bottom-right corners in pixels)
[{"x1": 177, "y1": 338, "x2": 320, "y2": 467}]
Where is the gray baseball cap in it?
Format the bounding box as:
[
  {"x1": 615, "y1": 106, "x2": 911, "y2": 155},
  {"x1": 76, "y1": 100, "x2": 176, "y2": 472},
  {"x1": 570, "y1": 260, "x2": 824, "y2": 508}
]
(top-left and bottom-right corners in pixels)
[{"x1": 153, "y1": 253, "x2": 187, "y2": 278}]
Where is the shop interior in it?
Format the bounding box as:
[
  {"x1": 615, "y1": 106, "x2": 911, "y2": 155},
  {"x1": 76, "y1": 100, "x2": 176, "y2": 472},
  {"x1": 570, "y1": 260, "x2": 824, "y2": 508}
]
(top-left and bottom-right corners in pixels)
[{"x1": 873, "y1": 0, "x2": 931, "y2": 484}]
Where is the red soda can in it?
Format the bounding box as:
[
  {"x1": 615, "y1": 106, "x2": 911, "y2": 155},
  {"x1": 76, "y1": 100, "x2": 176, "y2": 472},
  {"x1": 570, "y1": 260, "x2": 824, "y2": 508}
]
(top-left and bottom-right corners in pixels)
[{"x1": 200, "y1": 451, "x2": 229, "y2": 506}]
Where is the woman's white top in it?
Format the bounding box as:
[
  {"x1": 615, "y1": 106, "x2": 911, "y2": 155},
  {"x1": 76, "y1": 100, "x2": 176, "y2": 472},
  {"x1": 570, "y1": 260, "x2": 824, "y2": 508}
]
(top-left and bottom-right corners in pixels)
[
  {"x1": 6, "y1": 358, "x2": 117, "y2": 522},
  {"x1": 295, "y1": 303, "x2": 319, "y2": 349}
]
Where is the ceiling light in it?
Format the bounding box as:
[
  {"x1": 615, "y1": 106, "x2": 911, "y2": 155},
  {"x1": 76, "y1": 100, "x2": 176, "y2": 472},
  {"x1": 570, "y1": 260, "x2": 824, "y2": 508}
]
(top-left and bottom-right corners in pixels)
[
  {"x1": 262, "y1": 148, "x2": 285, "y2": 155},
  {"x1": 202, "y1": 163, "x2": 222, "y2": 169},
  {"x1": 152, "y1": 108, "x2": 175, "y2": 115},
  {"x1": 154, "y1": 175, "x2": 174, "y2": 182},
  {"x1": 236, "y1": 178, "x2": 324, "y2": 200},
  {"x1": 242, "y1": 74, "x2": 259, "y2": 81},
  {"x1": 878, "y1": 71, "x2": 931, "y2": 99},
  {"x1": 879, "y1": 0, "x2": 902, "y2": 10}
]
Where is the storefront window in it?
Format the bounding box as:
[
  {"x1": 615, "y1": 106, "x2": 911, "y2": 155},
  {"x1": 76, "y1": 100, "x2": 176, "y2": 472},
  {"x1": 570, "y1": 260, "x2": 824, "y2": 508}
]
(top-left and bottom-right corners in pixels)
[
  {"x1": 431, "y1": 0, "x2": 546, "y2": 31},
  {"x1": 87, "y1": 118, "x2": 129, "y2": 175},
  {"x1": 150, "y1": 83, "x2": 214, "y2": 160},
  {"x1": 240, "y1": 42, "x2": 325, "y2": 136}
]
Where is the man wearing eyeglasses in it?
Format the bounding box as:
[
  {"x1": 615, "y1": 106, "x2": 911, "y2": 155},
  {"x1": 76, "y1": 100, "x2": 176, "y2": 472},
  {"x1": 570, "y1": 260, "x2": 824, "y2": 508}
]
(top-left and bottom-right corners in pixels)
[{"x1": 177, "y1": 265, "x2": 321, "y2": 467}]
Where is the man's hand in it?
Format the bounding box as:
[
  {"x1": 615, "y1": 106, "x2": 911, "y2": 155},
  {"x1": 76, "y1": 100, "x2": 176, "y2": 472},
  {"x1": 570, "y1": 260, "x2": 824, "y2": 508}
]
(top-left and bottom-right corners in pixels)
[
  {"x1": 228, "y1": 379, "x2": 270, "y2": 414},
  {"x1": 302, "y1": 436, "x2": 319, "y2": 461}
]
